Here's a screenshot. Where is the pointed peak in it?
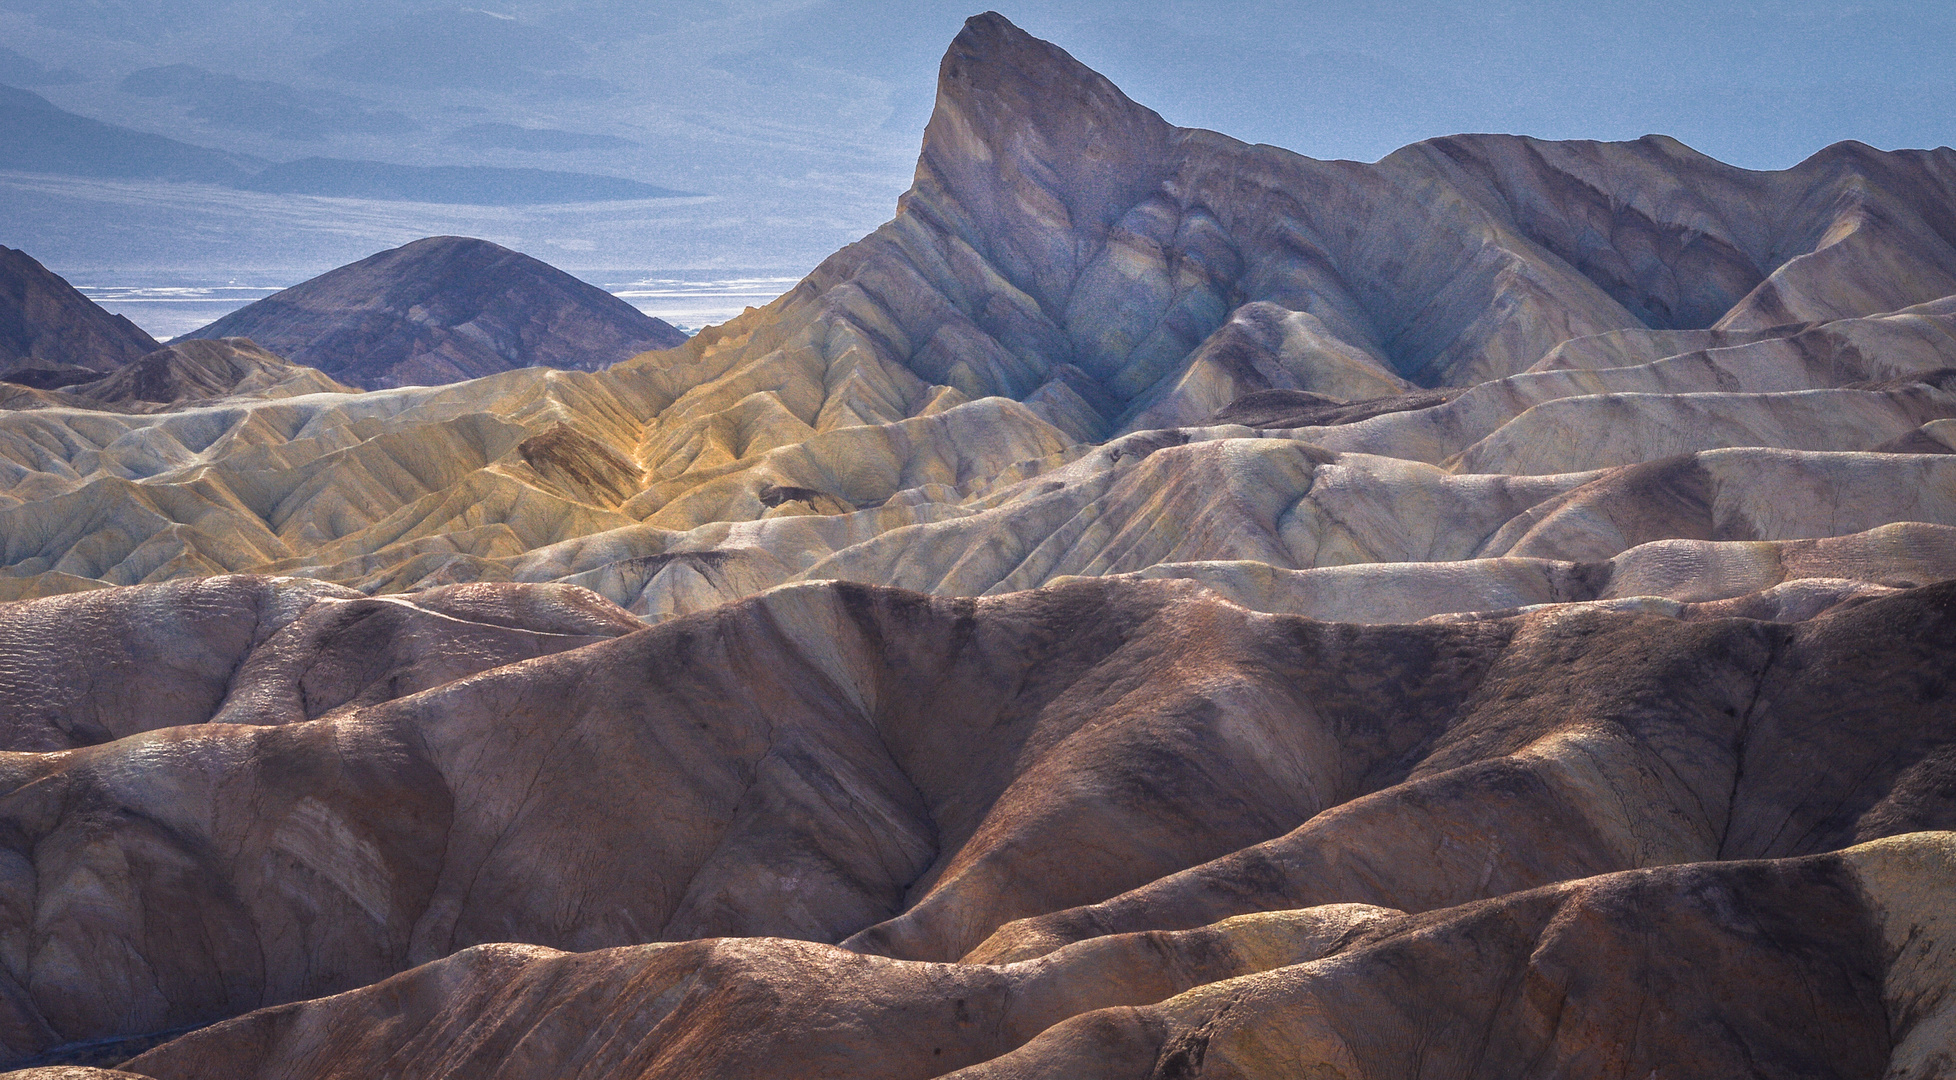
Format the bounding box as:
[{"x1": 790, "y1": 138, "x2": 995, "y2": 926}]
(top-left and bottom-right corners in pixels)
[
  {"x1": 943, "y1": 12, "x2": 1034, "y2": 58},
  {"x1": 916, "y1": 11, "x2": 1173, "y2": 231},
  {"x1": 959, "y1": 11, "x2": 1018, "y2": 35},
  {"x1": 937, "y1": 11, "x2": 1135, "y2": 109}
]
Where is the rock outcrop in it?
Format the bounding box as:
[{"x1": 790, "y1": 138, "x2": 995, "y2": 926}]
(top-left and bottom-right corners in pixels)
[
  {"x1": 0, "y1": 338, "x2": 355, "y2": 415},
  {"x1": 1, "y1": 11, "x2": 1955, "y2": 1078},
  {"x1": 180, "y1": 236, "x2": 688, "y2": 389},
  {"x1": 0, "y1": 247, "x2": 158, "y2": 376},
  {"x1": 0, "y1": 16, "x2": 1950, "y2": 612}
]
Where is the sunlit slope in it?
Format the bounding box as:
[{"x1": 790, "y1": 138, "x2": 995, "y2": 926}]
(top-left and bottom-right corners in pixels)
[
  {"x1": 3, "y1": 12, "x2": 1956, "y2": 1078},
  {"x1": 2, "y1": 19, "x2": 1955, "y2": 621}
]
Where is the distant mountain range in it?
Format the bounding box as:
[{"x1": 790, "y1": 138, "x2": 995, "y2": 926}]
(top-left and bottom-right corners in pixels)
[
  {"x1": 0, "y1": 82, "x2": 257, "y2": 184},
  {"x1": 312, "y1": 7, "x2": 601, "y2": 95},
  {"x1": 4, "y1": 235, "x2": 689, "y2": 391},
  {"x1": 446, "y1": 122, "x2": 640, "y2": 154},
  {"x1": 0, "y1": 45, "x2": 82, "y2": 87},
  {"x1": 237, "y1": 159, "x2": 677, "y2": 203},
  {"x1": 182, "y1": 236, "x2": 690, "y2": 388},
  {"x1": 118, "y1": 63, "x2": 421, "y2": 141},
  {"x1": 0, "y1": 82, "x2": 694, "y2": 205}
]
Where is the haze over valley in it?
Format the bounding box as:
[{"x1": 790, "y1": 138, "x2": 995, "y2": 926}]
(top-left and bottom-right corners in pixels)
[
  {"x1": 5, "y1": 0, "x2": 1954, "y2": 336},
  {"x1": 1, "y1": 6, "x2": 1955, "y2": 1079}
]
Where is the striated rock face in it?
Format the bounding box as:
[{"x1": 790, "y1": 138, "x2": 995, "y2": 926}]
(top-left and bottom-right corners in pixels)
[
  {"x1": 0, "y1": 338, "x2": 355, "y2": 414},
  {"x1": 854, "y1": 14, "x2": 1956, "y2": 416},
  {"x1": 110, "y1": 840, "x2": 1943, "y2": 1080},
  {"x1": 0, "y1": 1071, "x2": 154, "y2": 1079},
  {"x1": 2, "y1": 11, "x2": 1956, "y2": 1079},
  {"x1": 0, "y1": 247, "x2": 158, "y2": 375},
  {"x1": 67, "y1": 338, "x2": 353, "y2": 407},
  {"x1": 0, "y1": 574, "x2": 1947, "y2": 1074},
  {"x1": 180, "y1": 236, "x2": 688, "y2": 389},
  {"x1": 0, "y1": 21, "x2": 1953, "y2": 613}
]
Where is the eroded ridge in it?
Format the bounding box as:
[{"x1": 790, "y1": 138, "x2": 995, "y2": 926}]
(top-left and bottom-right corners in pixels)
[{"x1": 1, "y1": 10, "x2": 1954, "y2": 1079}]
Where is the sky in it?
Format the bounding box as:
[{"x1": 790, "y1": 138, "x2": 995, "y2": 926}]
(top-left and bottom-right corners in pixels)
[{"x1": 2, "y1": 0, "x2": 1953, "y2": 329}]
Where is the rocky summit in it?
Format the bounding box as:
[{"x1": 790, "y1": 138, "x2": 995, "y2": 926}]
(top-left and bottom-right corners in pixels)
[
  {"x1": 0, "y1": 11, "x2": 1953, "y2": 1080},
  {"x1": 180, "y1": 235, "x2": 689, "y2": 389}
]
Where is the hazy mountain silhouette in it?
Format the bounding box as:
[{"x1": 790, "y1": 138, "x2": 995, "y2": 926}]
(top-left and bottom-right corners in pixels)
[
  {"x1": 0, "y1": 82, "x2": 259, "y2": 183},
  {"x1": 1, "y1": 84, "x2": 690, "y2": 205},
  {"x1": 312, "y1": 6, "x2": 597, "y2": 93},
  {"x1": 445, "y1": 122, "x2": 639, "y2": 153},
  {"x1": 119, "y1": 64, "x2": 420, "y2": 140},
  {"x1": 0, "y1": 45, "x2": 83, "y2": 87},
  {"x1": 239, "y1": 158, "x2": 689, "y2": 203}
]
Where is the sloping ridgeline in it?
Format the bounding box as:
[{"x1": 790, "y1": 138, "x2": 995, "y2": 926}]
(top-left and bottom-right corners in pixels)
[{"x1": 0, "y1": 13, "x2": 1953, "y2": 1079}]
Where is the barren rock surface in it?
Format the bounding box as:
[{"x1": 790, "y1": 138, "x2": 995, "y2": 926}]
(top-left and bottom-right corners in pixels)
[
  {"x1": 0, "y1": 576, "x2": 1945, "y2": 1072},
  {"x1": 0, "y1": 338, "x2": 354, "y2": 415},
  {"x1": 0, "y1": 10, "x2": 1953, "y2": 1079},
  {"x1": 0, "y1": 24, "x2": 1952, "y2": 611},
  {"x1": 112, "y1": 838, "x2": 1951, "y2": 1080},
  {"x1": 0, "y1": 247, "x2": 156, "y2": 377},
  {"x1": 180, "y1": 236, "x2": 688, "y2": 389}
]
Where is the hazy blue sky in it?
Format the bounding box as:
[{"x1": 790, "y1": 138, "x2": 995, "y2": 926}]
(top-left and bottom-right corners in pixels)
[
  {"x1": 1029, "y1": 0, "x2": 1956, "y2": 167},
  {"x1": 750, "y1": 0, "x2": 1956, "y2": 169},
  {"x1": 3, "y1": 0, "x2": 1953, "y2": 291}
]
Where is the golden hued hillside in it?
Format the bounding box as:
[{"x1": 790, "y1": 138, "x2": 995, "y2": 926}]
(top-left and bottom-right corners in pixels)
[{"x1": 0, "y1": 13, "x2": 1953, "y2": 1079}]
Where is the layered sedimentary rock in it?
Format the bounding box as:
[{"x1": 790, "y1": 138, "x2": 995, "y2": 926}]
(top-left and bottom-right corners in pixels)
[
  {"x1": 0, "y1": 574, "x2": 1951, "y2": 1073},
  {"x1": 103, "y1": 836, "x2": 1950, "y2": 1080},
  {"x1": 181, "y1": 236, "x2": 688, "y2": 389},
  {"x1": 0, "y1": 338, "x2": 353, "y2": 415},
  {"x1": 2, "y1": 10, "x2": 1956, "y2": 1079},
  {"x1": 0, "y1": 15, "x2": 1953, "y2": 612}
]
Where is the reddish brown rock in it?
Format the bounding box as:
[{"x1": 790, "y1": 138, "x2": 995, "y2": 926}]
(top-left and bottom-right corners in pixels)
[
  {"x1": 0, "y1": 13, "x2": 1954, "y2": 1079},
  {"x1": 0, "y1": 576, "x2": 1948, "y2": 1066},
  {"x1": 0, "y1": 575, "x2": 642, "y2": 751},
  {"x1": 111, "y1": 838, "x2": 1949, "y2": 1080},
  {"x1": 60, "y1": 338, "x2": 352, "y2": 409},
  {"x1": 0, "y1": 1070, "x2": 155, "y2": 1079}
]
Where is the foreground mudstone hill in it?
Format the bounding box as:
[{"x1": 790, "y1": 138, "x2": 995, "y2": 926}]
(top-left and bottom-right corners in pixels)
[
  {"x1": 0, "y1": 338, "x2": 354, "y2": 413},
  {"x1": 0, "y1": 10, "x2": 1953, "y2": 1079},
  {"x1": 0, "y1": 574, "x2": 1948, "y2": 1076}
]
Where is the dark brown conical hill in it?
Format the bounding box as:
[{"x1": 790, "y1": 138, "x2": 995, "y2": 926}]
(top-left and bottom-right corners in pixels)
[{"x1": 182, "y1": 236, "x2": 687, "y2": 389}]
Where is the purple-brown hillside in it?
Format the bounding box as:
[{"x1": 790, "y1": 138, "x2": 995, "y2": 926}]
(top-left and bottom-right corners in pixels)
[
  {"x1": 0, "y1": 246, "x2": 158, "y2": 378},
  {"x1": 181, "y1": 236, "x2": 687, "y2": 389}
]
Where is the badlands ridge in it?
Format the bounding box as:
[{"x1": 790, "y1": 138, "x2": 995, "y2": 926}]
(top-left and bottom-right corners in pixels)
[{"x1": 0, "y1": 12, "x2": 1954, "y2": 1078}]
